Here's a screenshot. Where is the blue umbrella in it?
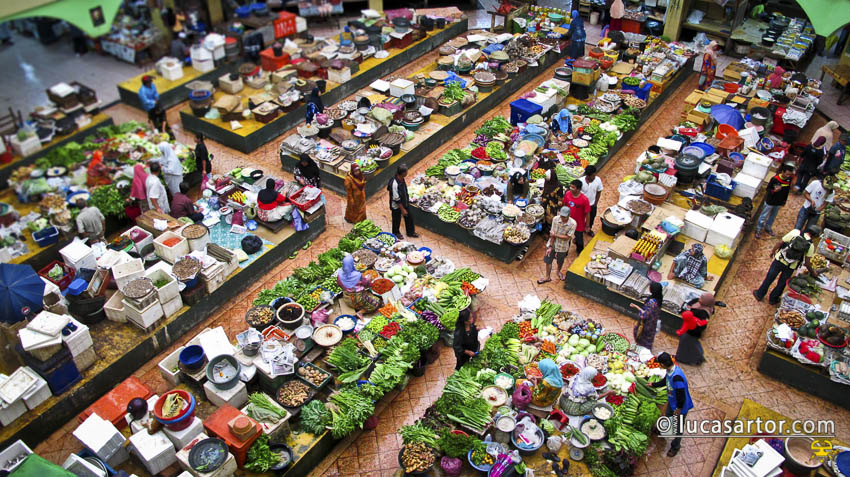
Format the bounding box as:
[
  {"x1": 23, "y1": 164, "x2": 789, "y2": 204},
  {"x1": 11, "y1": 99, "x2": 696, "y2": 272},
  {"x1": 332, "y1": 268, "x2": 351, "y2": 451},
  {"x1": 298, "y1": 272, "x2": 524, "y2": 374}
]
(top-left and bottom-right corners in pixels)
[
  {"x1": 710, "y1": 104, "x2": 745, "y2": 130},
  {"x1": 0, "y1": 263, "x2": 44, "y2": 324}
]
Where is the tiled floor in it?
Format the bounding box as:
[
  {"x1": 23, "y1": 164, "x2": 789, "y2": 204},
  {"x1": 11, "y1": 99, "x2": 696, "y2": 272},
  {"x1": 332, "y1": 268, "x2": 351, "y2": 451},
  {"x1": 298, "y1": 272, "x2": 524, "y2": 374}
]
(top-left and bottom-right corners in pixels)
[{"x1": 22, "y1": 18, "x2": 850, "y2": 477}]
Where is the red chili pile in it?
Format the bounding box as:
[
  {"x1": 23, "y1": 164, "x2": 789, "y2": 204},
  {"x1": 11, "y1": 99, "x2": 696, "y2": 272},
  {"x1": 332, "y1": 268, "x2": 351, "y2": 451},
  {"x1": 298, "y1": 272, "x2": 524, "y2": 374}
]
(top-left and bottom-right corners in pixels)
[{"x1": 381, "y1": 322, "x2": 401, "y2": 337}]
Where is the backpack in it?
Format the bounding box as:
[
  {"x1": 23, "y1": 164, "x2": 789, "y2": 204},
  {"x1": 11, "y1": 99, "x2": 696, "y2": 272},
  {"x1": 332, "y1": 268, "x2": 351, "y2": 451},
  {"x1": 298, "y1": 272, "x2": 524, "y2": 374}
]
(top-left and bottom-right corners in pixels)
[{"x1": 782, "y1": 235, "x2": 810, "y2": 263}]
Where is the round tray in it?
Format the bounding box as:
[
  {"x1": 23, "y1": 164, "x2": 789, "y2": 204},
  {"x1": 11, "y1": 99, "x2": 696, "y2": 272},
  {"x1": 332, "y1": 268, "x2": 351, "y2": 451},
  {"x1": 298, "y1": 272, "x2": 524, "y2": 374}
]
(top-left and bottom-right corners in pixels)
[{"x1": 313, "y1": 324, "x2": 343, "y2": 347}]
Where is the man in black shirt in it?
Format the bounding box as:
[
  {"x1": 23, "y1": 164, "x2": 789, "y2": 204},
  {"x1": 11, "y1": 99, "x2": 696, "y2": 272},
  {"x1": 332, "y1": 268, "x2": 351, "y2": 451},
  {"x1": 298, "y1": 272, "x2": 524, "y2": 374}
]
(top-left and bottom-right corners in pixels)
[
  {"x1": 795, "y1": 136, "x2": 826, "y2": 193},
  {"x1": 756, "y1": 163, "x2": 794, "y2": 239}
]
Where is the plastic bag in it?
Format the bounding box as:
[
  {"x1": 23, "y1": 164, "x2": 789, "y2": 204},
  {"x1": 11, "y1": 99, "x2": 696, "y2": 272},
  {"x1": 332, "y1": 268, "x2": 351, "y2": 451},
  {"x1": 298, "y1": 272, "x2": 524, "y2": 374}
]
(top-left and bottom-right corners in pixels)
[
  {"x1": 546, "y1": 435, "x2": 563, "y2": 452},
  {"x1": 512, "y1": 383, "x2": 532, "y2": 409},
  {"x1": 311, "y1": 307, "x2": 329, "y2": 327},
  {"x1": 241, "y1": 235, "x2": 263, "y2": 254},
  {"x1": 291, "y1": 208, "x2": 309, "y2": 232}
]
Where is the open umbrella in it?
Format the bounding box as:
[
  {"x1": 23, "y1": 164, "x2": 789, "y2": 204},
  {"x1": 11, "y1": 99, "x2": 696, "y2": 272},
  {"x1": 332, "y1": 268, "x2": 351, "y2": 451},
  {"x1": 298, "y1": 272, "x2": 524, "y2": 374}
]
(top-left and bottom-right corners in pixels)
[
  {"x1": 0, "y1": 263, "x2": 44, "y2": 324},
  {"x1": 795, "y1": 0, "x2": 850, "y2": 36},
  {"x1": 710, "y1": 104, "x2": 745, "y2": 130}
]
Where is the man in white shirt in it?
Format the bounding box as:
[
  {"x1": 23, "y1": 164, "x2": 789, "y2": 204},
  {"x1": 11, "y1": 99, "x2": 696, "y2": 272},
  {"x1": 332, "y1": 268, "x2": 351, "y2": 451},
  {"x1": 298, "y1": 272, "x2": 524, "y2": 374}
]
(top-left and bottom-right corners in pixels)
[
  {"x1": 579, "y1": 165, "x2": 603, "y2": 236},
  {"x1": 794, "y1": 175, "x2": 832, "y2": 232},
  {"x1": 145, "y1": 162, "x2": 171, "y2": 214}
]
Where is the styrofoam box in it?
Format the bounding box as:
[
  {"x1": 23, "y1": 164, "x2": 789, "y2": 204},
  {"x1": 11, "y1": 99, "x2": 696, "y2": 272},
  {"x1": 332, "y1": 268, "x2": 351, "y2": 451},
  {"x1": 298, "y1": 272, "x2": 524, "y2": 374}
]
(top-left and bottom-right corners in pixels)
[
  {"x1": 73, "y1": 346, "x2": 97, "y2": 372},
  {"x1": 129, "y1": 429, "x2": 176, "y2": 476},
  {"x1": 162, "y1": 294, "x2": 184, "y2": 319},
  {"x1": 60, "y1": 241, "x2": 97, "y2": 274},
  {"x1": 390, "y1": 78, "x2": 414, "y2": 98},
  {"x1": 0, "y1": 397, "x2": 26, "y2": 427},
  {"x1": 104, "y1": 445, "x2": 129, "y2": 467},
  {"x1": 145, "y1": 268, "x2": 179, "y2": 304},
  {"x1": 732, "y1": 172, "x2": 762, "y2": 199},
  {"x1": 742, "y1": 151, "x2": 771, "y2": 181},
  {"x1": 162, "y1": 416, "x2": 204, "y2": 450},
  {"x1": 706, "y1": 212, "x2": 746, "y2": 248},
  {"x1": 121, "y1": 226, "x2": 153, "y2": 256},
  {"x1": 104, "y1": 291, "x2": 126, "y2": 322},
  {"x1": 328, "y1": 67, "x2": 351, "y2": 84},
  {"x1": 40, "y1": 276, "x2": 61, "y2": 297},
  {"x1": 193, "y1": 58, "x2": 215, "y2": 73},
  {"x1": 10, "y1": 134, "x2": 41, "y2": 157},
  {"x1": 123, "y1": 299, "x2": 164, "y2": 329},
  {"x1": 202, "y1": 262, "x2": 225, "y2": 294},
  {"x1": 96, "y1": 249, "x2": 131, "y2": 270},
  {"x1": 112, "y1": 258, "x2": 145, "y2": 292},
  {"x1": 73, "y1": 413, "x2": 126, "y2": 460},
  {"x1": 240, "y1": 395, "x2": 290, "y2": 440},
  {"x1": 158, "y1": 346, "x2": 184, "y2": 386},
  {"x1": 203, "y1": 379, "x2": 248, "y2": 408},
  {"x1": 154, "y1": 231, "x2": 190, "y2": 264},
  {"x1": 161, "y1": 61, "x2": 184, "y2": 81},
  {"x1": 21, "y1": 370, "x2": 50, "y2": 410},
  {"x1": 0, "y1": 440, "x2": 33, "y2": 473},
  {"x1": 63, "y1": 317, "x2": 92, "y2": 357},
  {"x1": 176, "y1": 432, "x2": 237, "y2": 477},
  {"x1": 683, "y1": 210, "x2": 714, "y2": 242},
  {"x1": 190, "y1": 44, "x2": 212, "y2": 62},
  {"x1": 63, "y1": 453, "x2": 106, "y2": 477}
]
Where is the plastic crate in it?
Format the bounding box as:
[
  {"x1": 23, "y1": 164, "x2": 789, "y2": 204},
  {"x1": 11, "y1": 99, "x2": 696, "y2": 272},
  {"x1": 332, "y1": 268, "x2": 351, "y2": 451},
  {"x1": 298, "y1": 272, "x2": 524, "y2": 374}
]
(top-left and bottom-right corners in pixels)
[
  {"x1": 704, "y1": 174, "x2": 736, "y2": 202},
  {"x1": 817, "y1": 228, "x2": 850, "y2": 263},
  {"x1": 32, "y1": 226, "x2": 59, "y2": 247},
  {"x1": 38, "y1": 260, "x2": 75, "y2": 290},
  {"x1": 289, "y1": 186, "x2": 322, "y2": 211},
  {"x1": 274, "y1": 11, "x2": 296, "y2": 38}
]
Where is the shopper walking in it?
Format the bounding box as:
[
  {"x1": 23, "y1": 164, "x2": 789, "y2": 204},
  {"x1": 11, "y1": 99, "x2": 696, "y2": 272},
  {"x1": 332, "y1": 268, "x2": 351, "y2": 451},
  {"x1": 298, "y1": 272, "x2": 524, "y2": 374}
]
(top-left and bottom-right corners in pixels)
[
  {"x1": 630, "y1": 281, "x2": 663, "y2": 351},
  {"x1": 452, "y1": 308, "x2": 479, "y2": 370},
  {"x1": 567, "y1": 10, "x2": 586, "y2": 59},
  {"x1": 609, "y1": 0, "x2": 624, "y2": 32},
  {"x1": 194, "y1": 134, "x2": 211, "y2": 176},
  {"x1": 158, "y1": 142, "x2": 183, "y2": 195},
  {"x1": 145, "y1": 162, "x2": 171, "y2": 214},
  {"x1": 753, "y1": 225, "x2": 820, "y2": 305},
  {"x1": 795, "y1": 176, "x2": 831, "y2": 231},
  {"x1": 130, "y1": 164, "x2": 149, "y2": 212},
  {"x1": 795, "y1": 137, "x2": 826, "y2": 193},
  {"x1": 650, "y1": 352, "x2": 694, "y2": 457},
  {"x1": 538, "y1": 207, "x2": 576, "y2": 284},
  {"x1": 675, "y1": 292, "x2": 715, "y2": 365},
  {"x1": 138, "y1": 76, "x2": 164, "y2": 127},
  {"x1": 541, "y1": 169, "x2": 564, "y2": 232},
  {"x1": 563, "y1": 180, "x2": 590, "y2": 254},
  {"x1": 698, "y1": 41, "x2": 720, "y2": 91},
  {"x1": 388, "y1": 166, "x2": 418, "y2": 239},
  {"x1": 579, "y1": 165, "x2": 603, "y2": 236},
  {"x1": 344, "y1": 163, "x2": 366, "y2": 223},
  {"x1": 811, "y1": 120, "x2": 839, "y2": 150},
  {"x1": 756, "y1": 163, "x2": 795, "y2": 239},
  {"x1": 822, "y1": 133, "x2": 848, "y2": 176}
]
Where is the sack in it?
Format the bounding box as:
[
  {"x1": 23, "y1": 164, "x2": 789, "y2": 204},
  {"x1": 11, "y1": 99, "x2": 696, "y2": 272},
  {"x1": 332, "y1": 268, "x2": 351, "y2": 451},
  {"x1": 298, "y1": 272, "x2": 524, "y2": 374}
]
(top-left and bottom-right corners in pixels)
[
  {"x1": 782, "y1": 234, "x2": 810, "y2": 262},
  {"x1": 241, "y1": 235, "x2": 263, "y2": 254}
]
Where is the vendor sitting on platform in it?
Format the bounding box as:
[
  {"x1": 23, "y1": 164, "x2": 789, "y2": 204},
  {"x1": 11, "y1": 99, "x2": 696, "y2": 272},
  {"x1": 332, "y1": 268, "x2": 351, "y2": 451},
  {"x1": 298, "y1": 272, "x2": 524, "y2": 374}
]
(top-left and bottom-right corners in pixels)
[
  {"x1": 337, "y1": 254, "x2": 380, "y2": 315},
  {"x1": 171, "y1": 182, "x2": 204, "y2": 222},
  {"x1": 257, "y1": 178, "x2": 291, "y2": 223},
  {"x1": 530, "y1": 358, "x2": 564, "y2": 407},
  {"x1": 75, "y1": 198, "x2": 105, "y2": 243},
  {"x1": 668, "y1": 243, "x2": 713, "y2": 288},
  {"x1": 505, "y1": 171, "x2": 529, "y2": 203}
]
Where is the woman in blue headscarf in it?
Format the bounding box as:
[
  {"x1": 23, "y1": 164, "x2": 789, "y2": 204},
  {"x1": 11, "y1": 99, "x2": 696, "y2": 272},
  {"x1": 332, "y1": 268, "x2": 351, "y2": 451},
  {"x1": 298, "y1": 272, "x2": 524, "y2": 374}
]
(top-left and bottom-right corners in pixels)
[
  {"x1": 567, "y1": 10, "x2": 586, "y2": 59},
  {"x1": 531, "y1": 358, "x2": 564, "y2": 407},
  {"x1": 337, "y1": 254, "x2": 380, "y2": 314},
  {"x1": 551, "y1": 108, "x2": 572, "y2": 135}
]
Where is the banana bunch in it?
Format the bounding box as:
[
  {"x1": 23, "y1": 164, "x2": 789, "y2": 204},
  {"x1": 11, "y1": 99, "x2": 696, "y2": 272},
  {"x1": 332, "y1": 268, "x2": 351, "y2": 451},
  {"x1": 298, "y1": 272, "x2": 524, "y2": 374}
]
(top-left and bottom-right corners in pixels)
[{"x1": 230, "y1": 190, "x2": 247, "y2": 204}]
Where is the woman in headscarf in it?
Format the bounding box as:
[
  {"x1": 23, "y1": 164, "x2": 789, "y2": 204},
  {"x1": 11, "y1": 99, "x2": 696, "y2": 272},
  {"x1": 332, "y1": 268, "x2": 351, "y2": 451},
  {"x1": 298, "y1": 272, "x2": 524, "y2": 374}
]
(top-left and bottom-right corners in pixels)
[
  {"x1": 541, "y1": 169, "x2": 564, "y2": 232},
  {"x1": 337, "y1": 254, "x2": 380, "y2": 314},
  {"x1": 305, "y1": 87, "x2": 324, "y2": 124},
  {"x1": 257, "y1": 178, "x2": 290, "y2": 222},
  {"x1": 567, "y1": 10, "x2": 586, "y2": 59},
  {"x1": 551, "y1": 108, "x2": 572, "y2": 136},
  {"x1": 609, "y1": 0, "x2": 624, "y2": 31},
  {"x1": 295, "y1": 153, "x2": 322, "y2": 188},
  {"x1": 158, "y1": 142, "x2": 183, "y2": 195},
  {"x1": 505, "y1": 171, "x2": 530, "y2": 203},
  {"x1": 130, "y1": 164, "x2": 150, "y2": 212},
  {"x1": 767, "y1": 66, "x2": 786, "y2": 89},
  {"x1": 344, "y1": 163, "x2": 366, "y2": 223},
  {"x1": 452, "y1": 308, "x2": 479, "y2": 370},
  {"x1": 698, "y1": 41, "x2": 720, "y2": 91},
  {"x1": 669, "y1": 243, "x2": 713, "y2": 288},
  {"x1": 630, "y1": 281, "x2": 663, "y2": 351},
  {"x1": 86, "y1": 150, "x2": 113, "y2": 187},
  {"x1": 675, "y1": 292, "x2": 715, "y2": 365},
  {"x1": 531, "y1": 358, "x2": 564, "y2": 407},
  {"x1": 570, "y1": 366, "x2": 601, "y2": 400},
  {"x1": 811, "y1": 120, "x2": 839, "y2": 150}
]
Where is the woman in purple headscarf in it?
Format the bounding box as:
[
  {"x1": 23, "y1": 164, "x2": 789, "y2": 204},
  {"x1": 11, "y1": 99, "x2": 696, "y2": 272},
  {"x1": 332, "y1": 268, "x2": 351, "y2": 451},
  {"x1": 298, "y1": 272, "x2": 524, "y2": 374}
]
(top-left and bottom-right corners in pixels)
[{"x1": 337, "y1": 254, "x2": 381, "y2": 314}]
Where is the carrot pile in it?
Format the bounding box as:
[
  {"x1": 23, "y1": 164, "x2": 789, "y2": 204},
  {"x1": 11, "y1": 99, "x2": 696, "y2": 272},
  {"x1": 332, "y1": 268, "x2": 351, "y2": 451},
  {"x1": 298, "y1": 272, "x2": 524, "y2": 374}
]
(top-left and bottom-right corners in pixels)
[
  {"x1": 378, "y1": 302, "x2": 397, "y2": 318},
  {"x1": 163, "y1": 237, "x2": 181, "y2": 247}
]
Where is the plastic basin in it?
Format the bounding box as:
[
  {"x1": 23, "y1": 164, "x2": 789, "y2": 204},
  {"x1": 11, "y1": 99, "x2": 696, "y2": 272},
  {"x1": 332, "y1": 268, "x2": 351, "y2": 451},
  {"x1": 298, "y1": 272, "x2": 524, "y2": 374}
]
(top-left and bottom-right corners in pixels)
[
  {"x1": 179, "y1": 345, "x2": 206, "y2": 371},
  {"x1": 716, "y1": 123, "x2": 738, "y2": 140},
  {"x1": 205, "y1": 354, "x2": 242, "y2": 390},
  {"x1": 153, "y1": 390, "x2": 196, "y2": 430},
  {"x1": 689, "y1": 142, "x2": 715, "y2": 157},
  {"x1": 333, "y1": 314, "x2": 357, "y2": 333}
]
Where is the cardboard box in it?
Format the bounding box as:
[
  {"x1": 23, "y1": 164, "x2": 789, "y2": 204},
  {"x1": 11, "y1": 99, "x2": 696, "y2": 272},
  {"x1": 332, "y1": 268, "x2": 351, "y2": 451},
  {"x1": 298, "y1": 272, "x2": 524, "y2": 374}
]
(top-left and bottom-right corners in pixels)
[{"x1": 684, "y1": 90, "x2": 704, "y2": 106}]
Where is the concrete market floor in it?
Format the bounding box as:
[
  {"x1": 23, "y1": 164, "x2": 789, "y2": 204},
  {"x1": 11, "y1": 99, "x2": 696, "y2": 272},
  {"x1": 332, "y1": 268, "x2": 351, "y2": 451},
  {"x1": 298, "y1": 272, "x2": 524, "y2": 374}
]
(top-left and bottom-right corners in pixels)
[{"x1": 20, "y1": 23, "x2": 850, "y2": 477}]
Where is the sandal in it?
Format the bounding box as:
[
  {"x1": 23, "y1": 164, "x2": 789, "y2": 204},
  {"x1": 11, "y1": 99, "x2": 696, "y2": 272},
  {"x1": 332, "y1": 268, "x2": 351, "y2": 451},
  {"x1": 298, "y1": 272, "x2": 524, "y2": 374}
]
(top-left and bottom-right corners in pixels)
[
  {"x1": 537, "y1": 278, "x2": 552, "y2": 284},
  {"x1": 667, "y1": 447, "x2": 680, "y2": 457}
]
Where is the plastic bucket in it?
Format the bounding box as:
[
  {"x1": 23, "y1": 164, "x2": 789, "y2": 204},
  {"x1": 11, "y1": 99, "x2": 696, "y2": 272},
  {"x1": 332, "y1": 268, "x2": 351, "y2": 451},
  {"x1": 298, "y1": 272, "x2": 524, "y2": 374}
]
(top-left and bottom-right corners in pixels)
[{"x1": 716, "y1": 123, "x2": 738, "y2": 140}]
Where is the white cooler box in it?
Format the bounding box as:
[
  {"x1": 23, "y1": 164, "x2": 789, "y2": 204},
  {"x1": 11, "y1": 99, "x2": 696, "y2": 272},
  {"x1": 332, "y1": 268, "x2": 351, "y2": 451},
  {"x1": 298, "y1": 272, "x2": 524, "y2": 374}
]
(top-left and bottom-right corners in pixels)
[
  {"x1": 732, "y1": 172, "x2": 762, "y2": 199},
  {"x1": 60, "y1": 241, "x2": 97, "y2": 274},
  {"x1": 683, "y1": 210, "x2": 714, "y2": 242},
  {"x1": 742, "y1": 151, "x2": 771, "y2": 181},
  {"x1": 706, "y1": 212, "x2": 745, "y2": 248}
]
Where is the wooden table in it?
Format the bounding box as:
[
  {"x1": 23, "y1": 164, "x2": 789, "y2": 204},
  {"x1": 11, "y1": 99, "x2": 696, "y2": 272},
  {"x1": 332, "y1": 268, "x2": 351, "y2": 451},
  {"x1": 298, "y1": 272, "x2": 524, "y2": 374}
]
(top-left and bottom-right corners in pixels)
[{"x1": 821, "y1": 63, "x2": 850, "y2": 105}]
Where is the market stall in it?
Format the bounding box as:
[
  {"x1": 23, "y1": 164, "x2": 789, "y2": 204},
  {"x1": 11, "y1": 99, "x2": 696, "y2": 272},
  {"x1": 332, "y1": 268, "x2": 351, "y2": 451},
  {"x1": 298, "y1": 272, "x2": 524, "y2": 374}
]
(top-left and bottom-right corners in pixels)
[
  {"x1": 179, "y1": 15, "x2": 470, "y2": 153},
  {"x1": 97, "y1": 8, "x2": 163, "y2": 65},
  {"x1": 0, "y1": 219, "x2": 485, "y2": 475},
  {"x1": 394, "y1": 296, "x2": 668, "y2": 477},
  {"x1": 711, "y1": 399, "x2": 849, "y2": 476},
  {"x1": 279, "y1": 30, "x2": 568, "y2": 200},
  {"x1": 117, "y1": 63, "x2": 238, "y2": 112},
  {"x1": 730, "y1": 16, "x2": 816, "y2": 70}
]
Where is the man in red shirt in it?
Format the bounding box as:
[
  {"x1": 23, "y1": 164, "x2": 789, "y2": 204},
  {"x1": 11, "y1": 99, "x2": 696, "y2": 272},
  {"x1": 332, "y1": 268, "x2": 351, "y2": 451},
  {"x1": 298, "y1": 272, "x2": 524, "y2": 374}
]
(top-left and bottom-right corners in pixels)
[{"x1": 563, "y1": 179, "x2": 590, "y2": 254}]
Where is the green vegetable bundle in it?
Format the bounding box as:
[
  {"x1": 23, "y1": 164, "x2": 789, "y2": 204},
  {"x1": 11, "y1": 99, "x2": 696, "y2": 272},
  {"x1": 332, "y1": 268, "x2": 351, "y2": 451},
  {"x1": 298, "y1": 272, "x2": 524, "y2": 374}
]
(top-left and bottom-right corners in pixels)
[
  {"x1": 437, "y1": 429, "x2": 476, "y2": 458},
  {"x1": 439, "y1": 268, "x2": 480, "y2": 283},
  {"x1": 352, "y1": 220, "x2": 382, "y2": 239},
  {"x1": 245, "y1": 435, "x2": 280, "y2": 472},
  {"x1": 245, "y1": 393, "x2": 288, "y2": 423},
  {"x1": 485, "y1": 141, "x2": 508, "y2": 161},
  {"x1": 425, "y1": 149, "x2": 469, "y2": 177},
  {"x1": 401, "y1": 422, "x2": 440, "y2": 447},
  {"x1": 89, "y1": 184, "x2": 128, "y2": 218},
  {"x1": 329, "y1": 389, "x2": 375, "y2": 438},
  {"x1": 327, "y1": 338, "x2": 370, "y2": 372},
  {"x1": 475, "y1": 116, "x2": 512, "y2": 138},
  {"x1": 300, "y1": 400, "x2": 331, "y2": 435},
  {"x1": 532, "y1": 300, "x2": 561, "y2": 329}
]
